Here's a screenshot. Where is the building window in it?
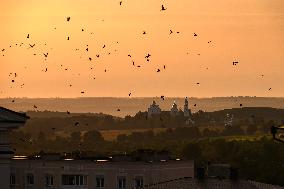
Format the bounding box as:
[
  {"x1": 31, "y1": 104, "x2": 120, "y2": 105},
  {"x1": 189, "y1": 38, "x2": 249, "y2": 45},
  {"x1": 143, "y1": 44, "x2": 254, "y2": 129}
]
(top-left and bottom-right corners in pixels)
[
  {"x1": 117, "y1": 176, "x2": 126, "y2": 189},
  {"x1": 27, "y1": 173, "x2": 34, "y2": 185},
  {"x1": 134, "y1": 176, "x2": 143, "y2": 189},
  {"x1": 96, "y1": 175, "x2": 104, "y2": 188},
  {"x1": 62, "y1": 175, "x2": 87, "y2": 185},
  {"x1": 45, "y1": 174, "x2": 54, "y2": 186},
  {"x1": 10, "y1": 174, "x2": 16, "y2": 185}
]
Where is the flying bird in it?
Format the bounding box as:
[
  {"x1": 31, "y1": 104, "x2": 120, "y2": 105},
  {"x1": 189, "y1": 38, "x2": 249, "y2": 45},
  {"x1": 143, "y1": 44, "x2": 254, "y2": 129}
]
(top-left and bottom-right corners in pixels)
[
  {"x1": 67, "y1": 17, "x2": 71, "y2": 21},
  {"x1": 161, "y1": 5, "x2": 167, "y2": 11},
  {"x1": 145, "y1": 54, "x2": 151, "y2": 59},
  {"x1": 194, "y1": 33, "x2": 198, "y2": 37},
  {"x1": 161, "y1": 95, "x2": 165, "y2": 100},
  {"x1": 157, "y1": 69, "x2": 160, "y2": 72},
  {"x1": 29, "y1": 44, "x2": 35, "y2": 48},
  {"x1": 119, "y1": 1, "x2": 122, "y2": 5},
  {"x1": 27, "y1": 34, "x2": 30, "y2": 39},
  {"x1": 143, "y1": 31, "x2": 147, "y2": 35}
]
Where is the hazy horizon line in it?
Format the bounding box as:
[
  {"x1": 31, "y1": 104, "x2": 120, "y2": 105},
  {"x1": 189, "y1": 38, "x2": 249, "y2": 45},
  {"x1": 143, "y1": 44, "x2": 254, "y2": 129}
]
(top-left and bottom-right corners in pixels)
[{"x1": 1, "y1": 96, "x2": 284, "y2": 99}]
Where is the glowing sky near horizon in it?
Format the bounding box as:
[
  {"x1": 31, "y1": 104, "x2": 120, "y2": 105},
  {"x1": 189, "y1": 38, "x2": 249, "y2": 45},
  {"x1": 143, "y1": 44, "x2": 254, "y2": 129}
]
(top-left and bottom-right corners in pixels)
[{"x1": 0, "y1": 0, "x2": 284, "y2": 98}]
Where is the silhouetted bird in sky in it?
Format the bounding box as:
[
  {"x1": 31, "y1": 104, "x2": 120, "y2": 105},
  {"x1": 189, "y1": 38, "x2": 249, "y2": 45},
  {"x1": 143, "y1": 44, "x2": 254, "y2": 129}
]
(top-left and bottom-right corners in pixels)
[
  {"x1": 170, "y1": 30, "x2": 173, "y2": 34},
  {"x1": 29, "y1": 44, "x2": 35, "y2": 48},
  {"x1": 157, "y1": 69, "x2": 160, "y2": 72},
  {"x1": 81, "y1": 91, "x2": 85, "y2": 94},
  {"x1": 143, "y1": 31, "x2": 146, "y2": 35},
  {"x1": 119, "y1": 1, "x2": 122, "y2": 6},
  {"x1": 164, "y1": 65, "x2": 166, "y2": 69},
  {"x1": 89, "y1": 57, "x2": 92, "y2": 61},
  {"x1": 67, "y1": 17, "x2": 71, "y2": 21},
  {"x1": 117, "y1": 108, "x2": 121, "y2": 111},
  {"x1": 233, "y1": 61, "x2": 239, "y2": 65},
  {"x1": 269, "y1": 88, "x2": 272, "y2": 91},
  {"x1": 194, "y1": 33, "x2": 198, "y2": 36},
  {"x1": 27, "y1": 34, "x2": 30, "y2": 39},
  {"x1": 129, "y1": 93, "x2": 131, "y2": 96},
  {"x1": 161, "y1": 5, "x2": 167, "y2": 11},
  {"x1": 67, "y1": 37, "x2": 70, "y2": 40},
  {"x1": 86, "y1": 48, "x2": 88, "y2": 51},
  {"x1": 103, "y1": 45, "x2": 106, "y2": 48},
  {"x1": 161, "y1": 95, "x2": 165, "y2": 100}
]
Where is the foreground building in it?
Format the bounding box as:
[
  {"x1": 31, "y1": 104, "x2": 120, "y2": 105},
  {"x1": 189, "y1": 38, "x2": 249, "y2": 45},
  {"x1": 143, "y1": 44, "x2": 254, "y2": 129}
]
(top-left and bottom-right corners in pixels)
[{"x1": 10, "y1": 156, "x2": 194, "y2": 189}]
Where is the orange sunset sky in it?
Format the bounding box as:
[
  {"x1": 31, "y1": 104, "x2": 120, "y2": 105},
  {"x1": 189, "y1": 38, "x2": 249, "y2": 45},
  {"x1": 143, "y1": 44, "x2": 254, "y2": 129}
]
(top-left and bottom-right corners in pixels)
[{"x1": 0, "y1": 0, "x2": 284, "y2": 98}]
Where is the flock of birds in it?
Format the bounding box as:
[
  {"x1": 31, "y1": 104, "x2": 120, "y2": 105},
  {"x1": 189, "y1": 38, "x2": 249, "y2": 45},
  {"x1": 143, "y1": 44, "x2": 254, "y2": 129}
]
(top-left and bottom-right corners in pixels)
[{"x1": 0, "y1": 2, "x2": 272, "y2": 125}]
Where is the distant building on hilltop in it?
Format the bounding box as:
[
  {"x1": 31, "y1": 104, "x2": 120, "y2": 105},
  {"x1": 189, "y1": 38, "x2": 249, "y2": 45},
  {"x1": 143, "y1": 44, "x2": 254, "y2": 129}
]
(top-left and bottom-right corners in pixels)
[
  {"x1": 148, "y1": 101, "x2": 162, "y2": 117},
  {"x1": 170, "y1": 101, "x2": 179, "y2": 116},
  {"x1": 224, "y1": 113, "x2": 234, "y2": 127},
  {"x1": 184, "y1": 97, "x2": 191, "y2": 118}
]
